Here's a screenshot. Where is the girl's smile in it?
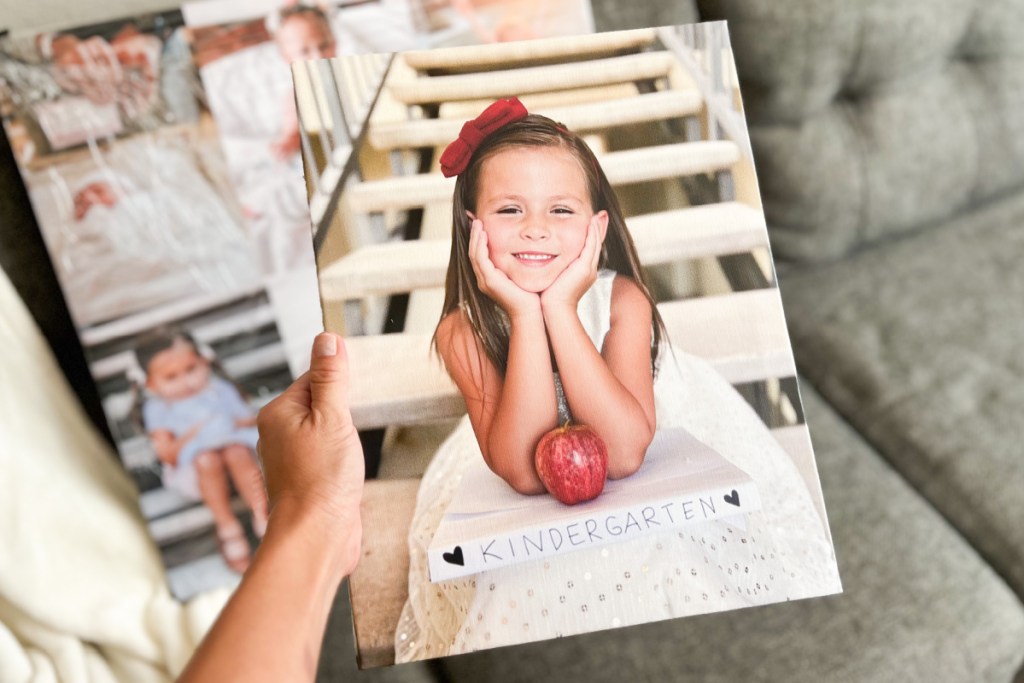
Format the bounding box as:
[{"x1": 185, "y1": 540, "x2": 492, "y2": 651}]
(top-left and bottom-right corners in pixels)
[
  {"x1": 475, "y1": 146, "x2": 607, "y2": 293},
  {"x1": 514, "y1": 252, "x2": 556, "y2": 265}
]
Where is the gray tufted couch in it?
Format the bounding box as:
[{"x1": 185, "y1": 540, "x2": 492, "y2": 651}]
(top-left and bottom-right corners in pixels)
[{"x1": 2, "y1": 0, "x2": 1024, "y2": 681}]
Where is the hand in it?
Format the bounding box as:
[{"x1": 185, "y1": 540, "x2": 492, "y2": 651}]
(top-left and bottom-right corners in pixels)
[
  {"x1": 468, "y1": 214, "x2": 541, "y2": 320},
  {"x1": 150, "y1": 422, "x2": 203, "y2": 467},
  {"x1": 270, "y1": 104, "x2": 302, "y2": 161},
  {"x1": 269, "y1": 130, "x2": 301, "y2": 161},
  {"x1": 540, "y1": 215, "x2": 603, "y2": 313},
  {"x1": 73, "y1": 181, "x2": 119, "y2": 220},
  {"x1": 109, "y1": 29, "x2": 162, "y2": 116},
  {"x1": 51, "y1": 35, "x2": 123, "y2": 105},
  {"x1": 256, "y1": 333, "x2": 364, "y2": 576}
]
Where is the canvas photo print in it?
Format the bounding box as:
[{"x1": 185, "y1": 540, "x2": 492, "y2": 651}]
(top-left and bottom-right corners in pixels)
[{"x1": 293, "y1": 22, "x2": 842, "y2": 666}]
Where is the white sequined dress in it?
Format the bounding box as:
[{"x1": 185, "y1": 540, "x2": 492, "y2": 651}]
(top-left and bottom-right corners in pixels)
[{"x1": 394, "y1": 271, "x2": 841, "y2": 661}]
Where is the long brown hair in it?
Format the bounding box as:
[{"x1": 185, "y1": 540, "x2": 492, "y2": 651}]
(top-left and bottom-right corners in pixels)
[{"x1": 434, "y1": 113, "x2": 667, "y2": 376}]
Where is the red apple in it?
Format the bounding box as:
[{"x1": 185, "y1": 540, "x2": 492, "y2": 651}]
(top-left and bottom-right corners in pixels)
[{"x1": 534, "y1": 423, "x2": 608, "y2": 505}]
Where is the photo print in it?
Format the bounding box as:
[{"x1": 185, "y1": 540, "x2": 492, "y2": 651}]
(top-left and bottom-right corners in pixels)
[
  {"x1": 408, "y1": 0, "x2": 595, "y2": 47},
  {"x1": 0, "y1": 12, "x2": 291, "y2": 598},
  {"x1": 292, "y1": 22, "x2": 842, "y2": 667}
]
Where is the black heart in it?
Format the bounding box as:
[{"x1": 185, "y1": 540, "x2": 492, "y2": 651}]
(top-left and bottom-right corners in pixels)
[
  {"x1": 724, "y1": 490, "x2": 741, "y2": 507},
  {"x1": 443, "y1": 546, "x2": 465, "y2": 566}
]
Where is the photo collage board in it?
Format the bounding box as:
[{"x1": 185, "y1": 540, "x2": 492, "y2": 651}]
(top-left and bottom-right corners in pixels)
[{"x1": 0, "y1": 0, "x2": 597, "y2": 601}]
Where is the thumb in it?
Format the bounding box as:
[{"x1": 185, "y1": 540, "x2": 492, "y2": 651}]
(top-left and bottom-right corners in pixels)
[{"x1": 308, "y1": 332, "x2": 351, "y2": 426}]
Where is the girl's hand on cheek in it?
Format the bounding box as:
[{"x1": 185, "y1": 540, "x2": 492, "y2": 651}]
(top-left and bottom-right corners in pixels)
[
  {"x1": 540, "y1": 218, "x2": 601, "y2": 314},
  {"x1": 468, "y1": 215, "x2": 541, "y2": 320}
]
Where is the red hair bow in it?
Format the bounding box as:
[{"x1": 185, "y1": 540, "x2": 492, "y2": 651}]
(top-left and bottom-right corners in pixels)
[{"x1": 439, "y1": 97, "x2": 529, "y2": 177}]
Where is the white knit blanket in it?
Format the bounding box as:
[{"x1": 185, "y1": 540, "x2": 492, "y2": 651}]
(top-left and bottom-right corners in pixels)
[{"x1": 0, "y1": 268, "x2": 228, "y2": 682}]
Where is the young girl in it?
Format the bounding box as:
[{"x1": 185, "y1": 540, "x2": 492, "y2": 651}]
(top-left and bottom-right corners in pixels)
[
  {"x1": 395, "y1": 99, "x2": 841, "y2": 660},
  {"x1": 136, "y1": 330, "x2": 269, "y2": 573},
  {"x1": 434, "y1": 101, "x2": 668, "y2": 494}
]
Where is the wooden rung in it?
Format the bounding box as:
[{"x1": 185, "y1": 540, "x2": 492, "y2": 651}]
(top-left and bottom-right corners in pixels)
[
  {"x1": 438, "y1": 83, "x2": 641, "y2": 119},
  {"x1": 352, "y1": 421, "x2": 815, "y2": 665},
  {"x1": 321, "y1": 240, "x2": 451, "y2": 301},
  {"x1": 347, "y1": 288, "x2": 794, "y2": 430},
  {"x1": 346, "y1": 334, "x2": 463, "y2": 430},
  {"x1": 319, "y1": 202, "x2": 765, "y2": 302},
  {"x1": 658, "y1": 289, "x2": 795, "y2": 386},
  {"x1": 140, "y1": 486, "x2": 194, "y2": 520},
  {"x1": 90, "y1": 306, "x2": 279, "y2": 382},
  {"x1": 221, "y1": 343, "x2": 289, "y2": 379},
  {"x1": 120, "y1": 435, "x2": 154, "y2": 469},
  {"x1": 148, "y1": 496, "x2": 249, "y2": 545},
  {"x1": 80, "y1": 283, "x2": 265, "y2": 347},
  {"x1": 389, "y1": 52, "x2": 674, "y2": 105},
  {"x1": 347, "y1": 140, "x2": 740, "y2": 214},
  {"x1": 368, "y1": 89, "x2": 702, "y2": 151},
  {"x1": 631, "y1": 202, "x2": 768, "y2": 263},
  {"x1": 606, "y1": 140, "x2": 739, "y2": 186},
  {"x1": 401, "y1": 29, "x2": 658, "y2": 72}
]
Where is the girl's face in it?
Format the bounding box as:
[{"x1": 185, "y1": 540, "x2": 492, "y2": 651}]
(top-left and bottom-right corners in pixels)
[
  {"x1": 475, "y1": 146, "x2": 608, "y2": 293},
  {"x1": 145, "y1": 342, "x2": 211, "y2": 401}
]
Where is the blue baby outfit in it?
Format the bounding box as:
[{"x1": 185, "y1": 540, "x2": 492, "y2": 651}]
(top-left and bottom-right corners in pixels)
[{"x1": 142, "y1": 375, "x2": 259, "y2": 475}]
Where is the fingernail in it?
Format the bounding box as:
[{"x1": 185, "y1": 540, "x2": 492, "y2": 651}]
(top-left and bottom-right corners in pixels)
[{"x1": 313, "y1": 333, "x2": 337, "y2": 357}]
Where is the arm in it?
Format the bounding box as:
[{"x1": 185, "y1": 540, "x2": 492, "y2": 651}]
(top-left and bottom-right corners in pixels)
[
  {"x1": 177, "y1": 333, "x2": 363, "y2": 683},
  {"x1": 143, "y1": 400, "x2": 203, "y2": 467},
  {"x1": 177, "y1": 500, "x2": 355, "y2": 682},
  {"x1": 438, "y1": 217, "x2": 560, "y2": 494},
  {"x1": 270, "y1": 99, "x2": 301, "y2": 161},
  {"x1": 544, "y1": 277, "x2": 655, "y2": 478},
  {"x1": 540, "y1": 221, "x2": 655, "y2": 479},
  {"x1": 149, "y1": 429, "x2": 180, "y2": 467},
  {"x1": 436, "y1": 309, "x2": 556, "y2": 495}
]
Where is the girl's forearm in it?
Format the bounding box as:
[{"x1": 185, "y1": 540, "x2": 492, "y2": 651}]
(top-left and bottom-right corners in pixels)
[
  {"x1": 486, "y1": 310, "x2": 558, "y2": 494},
  {"x1": 177, "y1": 500, "x2": 354, "y2": 683},
  {"x1": 543, "y1": 306, "x2": 654, "y2": 478}
]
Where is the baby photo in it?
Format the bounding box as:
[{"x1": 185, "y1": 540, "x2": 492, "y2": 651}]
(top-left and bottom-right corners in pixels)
[
  {"x1": 297, "y1": 22, "x2": 842, "y2": 666},
  {"x1": 87, "y1": 302, "x2": 295, "y2": 599},
  {"x1": 0, "y1": 10, "x2": 256, "y2": 330},
  {"x1": 408, "y1": 0, "x2": 595, "y2": 47}
]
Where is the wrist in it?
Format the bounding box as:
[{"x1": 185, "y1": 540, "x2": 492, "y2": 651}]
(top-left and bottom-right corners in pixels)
[
  {"x1": 507, "y1": 299, "x2": 544, "y2": 326},
  {"x1": 540, "y1": 295, "x2": 577, "y2": 321},
  {"x1": 266, "y1": 496, "x2": 360, "y2": 580}
]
